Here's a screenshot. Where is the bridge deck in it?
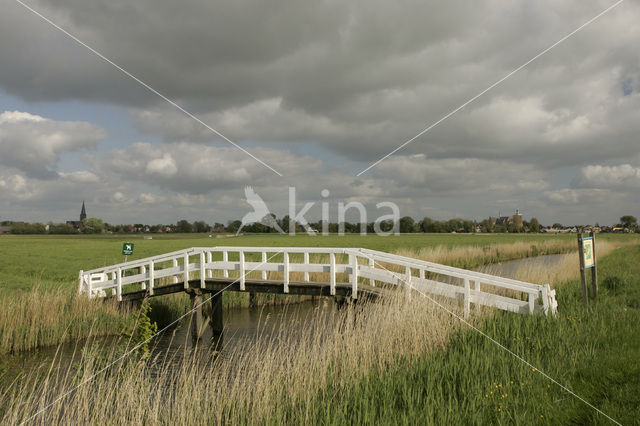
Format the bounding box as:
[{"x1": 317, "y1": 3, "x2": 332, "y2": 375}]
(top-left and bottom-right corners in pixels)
[{"x1": 113, "y1": 278, "x2": 384, "y2": 302}]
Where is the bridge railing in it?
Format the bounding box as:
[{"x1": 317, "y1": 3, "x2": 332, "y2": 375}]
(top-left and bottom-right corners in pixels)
[{"x1": 78, "y1": 246, "x2": 557, "y2": 316}]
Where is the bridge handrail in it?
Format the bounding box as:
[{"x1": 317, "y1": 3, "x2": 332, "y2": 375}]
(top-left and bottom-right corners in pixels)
[
  {"x1": 78, "y1": 245, "x2": 558, "y2": 316},
  {"x1": 83, "y1": 247, "x2": 200, "y2": 274},
  {"x1": 353, "y1": 248, "x2": 542, "y2": 291}
]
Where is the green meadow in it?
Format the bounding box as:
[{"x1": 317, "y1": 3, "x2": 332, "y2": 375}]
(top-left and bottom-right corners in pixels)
[{"x1": 0, "y1": 232, "x2": 602, "y2": 293}]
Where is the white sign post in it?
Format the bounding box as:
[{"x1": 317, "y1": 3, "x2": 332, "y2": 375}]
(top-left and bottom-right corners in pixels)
[{"x1": 578, "y1": 232, "x2": 598, "y2": 305}]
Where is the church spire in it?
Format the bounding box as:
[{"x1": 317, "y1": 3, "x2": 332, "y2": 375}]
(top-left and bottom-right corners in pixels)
[{"x1": 80, "y1": 201, "x2": 87, "y2": 221}]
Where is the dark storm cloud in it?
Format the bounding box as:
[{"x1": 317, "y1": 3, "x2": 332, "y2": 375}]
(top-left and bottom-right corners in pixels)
[{"x1": 1, "y1": 0, "x2": 639, "y2": 225}]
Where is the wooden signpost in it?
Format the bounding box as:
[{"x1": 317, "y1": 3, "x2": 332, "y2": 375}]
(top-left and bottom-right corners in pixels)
[{"x1": 577, "y1": 231, "x2": 598, "y2": 305}]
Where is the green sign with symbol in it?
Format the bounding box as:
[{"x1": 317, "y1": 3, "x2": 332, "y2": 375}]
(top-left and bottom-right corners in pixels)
[{"x1": 122, "y1": 242, "x2": 134, "y2": 256}]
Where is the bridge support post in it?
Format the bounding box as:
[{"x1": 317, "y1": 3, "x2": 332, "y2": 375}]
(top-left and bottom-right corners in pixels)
[
  {"x1": 188, "y1": 289, "x2": 205, "y2": 343},
  {"x1": 210, "y1": 291, "x2": 224, "y2": 345}
]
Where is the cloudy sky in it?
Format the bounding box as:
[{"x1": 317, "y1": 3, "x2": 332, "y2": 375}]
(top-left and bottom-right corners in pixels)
[{"x1": 0, "y1": 0, "x2": 638, "y2": 226}]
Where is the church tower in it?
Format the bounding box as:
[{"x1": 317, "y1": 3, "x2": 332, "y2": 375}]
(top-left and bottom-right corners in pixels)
[{"x1": 80, "y1": 201, "x2": 87, "y2": 222}]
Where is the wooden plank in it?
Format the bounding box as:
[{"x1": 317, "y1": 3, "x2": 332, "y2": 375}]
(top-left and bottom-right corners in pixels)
[
  {"x1": 464, "y1": 279, "x2": 470, "y2": 318},
  {"x1": 284, "y1": 251, "x2": 290, "y2": 293},
  {"x1": 223, "y1": 250, "x2": 229, "y2": 278},
  {"x1": 115, "y1": 278, "x2": 382, "y2": 302},
  {"x1": 140, "y1": 265, "x2": 146, "y2": 290},
  {"x1": 368, "y1": 258, "x2": 375, "y2": 287},
  {"x1": 330, "y1": 252, "x2": 336, "y2": 295},
  {"x1": 116, "y1": 268, "x2": 122, "y2": 302},
  {"x1": 172, "y1": 258, "x2": 178, "y2": 284},
  {"x1": 261, "y1": 251, "x2": 267, "y2": 280},
  {"x1": 200, "y1": 252, "x2": 206, "y2": 289},
  {"x1": 183, "y1": 253, "x2": 190, "y2": 289},
  {"x1": 149, "y1": 261, "x2": 154, "y2": 295},
  {"x1": 350, "y1": 254, "x2": 358, "y2": 299},
  {"x1": 239, "y1": 251, "x2": 245, "y2": 291},
  {"x1": 304, "y1": 251, "x2": 310, "y2": 282}
]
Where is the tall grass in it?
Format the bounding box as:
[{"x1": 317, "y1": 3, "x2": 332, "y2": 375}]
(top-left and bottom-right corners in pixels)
[
  {"x1": 480, "y1": 240, "x2": 618, "y2": 285},
  {"x1": 292, "y1": 245, "x2": 640, "y2": 424},
  {"x1": 0, "y1": 293, "x2": 461, "y2": 424},
  {"x1": 0, "y1": 287, "x2": 134, "y2": 354}
]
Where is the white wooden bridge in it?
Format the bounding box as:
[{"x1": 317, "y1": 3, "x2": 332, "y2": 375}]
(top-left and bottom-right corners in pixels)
[{"x1": 78, "y1": 247, "x2": 558, "y2": 330}]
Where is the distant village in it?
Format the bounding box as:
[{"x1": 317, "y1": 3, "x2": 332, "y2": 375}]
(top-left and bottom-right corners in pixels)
[{"x1": 0, "y1": 203, "x2": 638, "y2": 235}]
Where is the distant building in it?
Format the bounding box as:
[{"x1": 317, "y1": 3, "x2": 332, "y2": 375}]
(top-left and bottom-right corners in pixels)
[
  {"x1": 512, "y1": 210, "x2": 523, "y2": 229},
  {"x1": 0, "y1": 226, "x2": 11, "y2": 234},
  {"x1": 491, "y1": 210, "x2": 524, "y2": 230},
  {"x1": 494, "y1": 216, "x2": 511, "y2": 226},
  {"x1": 66, "y1": 201, "x2": 87, "y2": 229}
]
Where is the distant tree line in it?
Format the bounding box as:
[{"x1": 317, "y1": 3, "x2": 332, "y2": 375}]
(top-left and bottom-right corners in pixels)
[{"x1": 3, "y1": 215, "x2": 638, "y2": 235}]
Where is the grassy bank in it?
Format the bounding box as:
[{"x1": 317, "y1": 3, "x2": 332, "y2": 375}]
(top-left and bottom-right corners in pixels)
[
  {"x1": 287, "y1": 244, "x2": 640, "y2": 424},
  {"x1": 1, "y1": 242, "x2": 637, "y2": 423}
]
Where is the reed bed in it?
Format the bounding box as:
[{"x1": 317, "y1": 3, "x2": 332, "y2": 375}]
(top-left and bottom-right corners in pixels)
[
  {"x1": 0, "y1": 292, "x2": 461, "y2": 424},
  {"x1": 392, "y1": 239, "x2": 576, "y2": 269},
  {"x1": 0, "y1": 287, "x2": 134, "y2": 354},
  {"x1": 481, "y1": 240, "x2": 618, "y2": 285}
]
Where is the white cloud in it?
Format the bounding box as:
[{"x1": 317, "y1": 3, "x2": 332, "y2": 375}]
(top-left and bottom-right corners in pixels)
[
  {"x1": 0, "y1": 171, "x2": 32, "y2": 199},
  {"x1": 112, "y1": 192, "x2": 127, "y2": 202},
  {"x1": 60, "y1": 170, "x2": 101, "y2": 184},
  {"x1": 573, "y1": 164, "x2": 640, "y2": 189},
  {"x1": 0, "y1": 110, "x2": 106, "y2": 178},
  {"x1": 544, "y1": 188, "x2": 617, "y2": 206},
  {"x1": 146, "y1": 153, "x2": 177, "y2": 177},
  {"x1": 137, "y1": 193, "x2": 165, "y2": 204},
  {"x1": 95, "y1": 142, "x2": 322, "y2": 194}
]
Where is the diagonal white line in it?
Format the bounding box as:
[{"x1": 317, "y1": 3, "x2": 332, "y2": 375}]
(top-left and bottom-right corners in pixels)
[
  {"x1": 363, "y1": 255, "x2": 621, "y2": 425},
  {"x1": 356, "y1": 0, "x2": 624, "y2": 176},
  {"x1": 19, "y1": 250, "x2": 285, "y2": 425},
  {"x1": 13, "y1": 0, "x2": 283, "y2": 177}
]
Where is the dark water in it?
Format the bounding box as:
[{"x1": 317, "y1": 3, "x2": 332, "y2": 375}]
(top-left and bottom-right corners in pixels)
[
  {"x1": 0, "y1": 298, "x2": 339, "y2": 387},
  {"x1": 1, "y1": 254, "x2": 567, "y2": 386},
  {"x1": 149, "y1": 297, "x2": 338, "y2": 364}
]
